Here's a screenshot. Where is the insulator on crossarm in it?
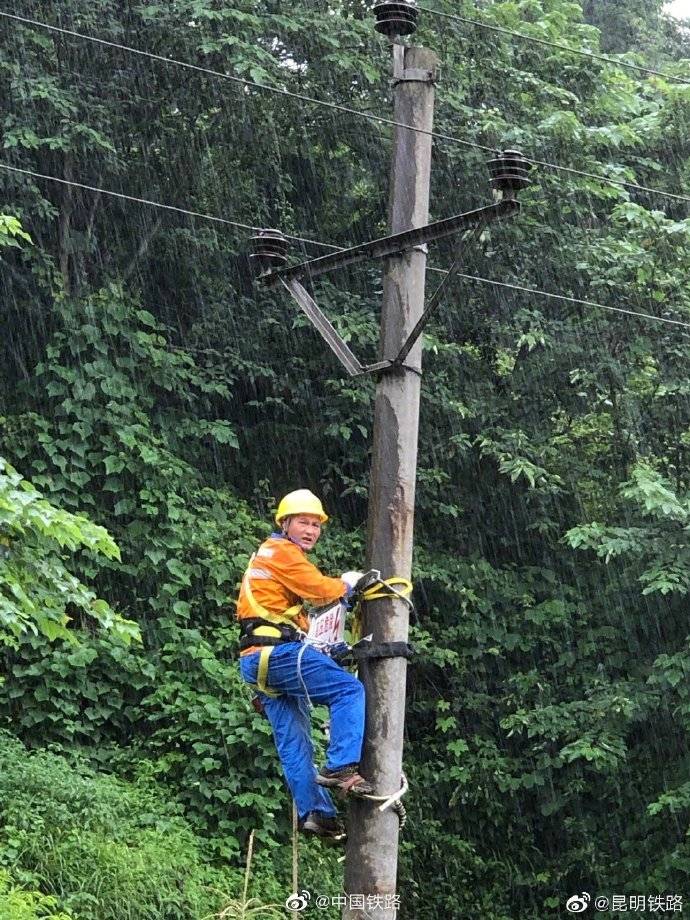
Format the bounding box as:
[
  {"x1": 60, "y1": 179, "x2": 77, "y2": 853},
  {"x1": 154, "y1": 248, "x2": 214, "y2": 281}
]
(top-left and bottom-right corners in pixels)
[
  {"x1": 373, "y1": 1, "x2": 419, "y2": 38},
  {"x1": 249, "y1": 228, "x2": 289, "y2": 276},
  {"x1": 486, "y1": 150, "x2": 532, "y2": 199}
]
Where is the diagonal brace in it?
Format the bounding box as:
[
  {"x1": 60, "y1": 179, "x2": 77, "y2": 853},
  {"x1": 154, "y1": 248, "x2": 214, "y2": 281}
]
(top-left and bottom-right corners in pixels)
[
  {"x1": 392, "y1": 251, "x2": 465, "y2": 367},
  {"x1": 281, "y1": 278, "x2": 365, "y2": 377}
]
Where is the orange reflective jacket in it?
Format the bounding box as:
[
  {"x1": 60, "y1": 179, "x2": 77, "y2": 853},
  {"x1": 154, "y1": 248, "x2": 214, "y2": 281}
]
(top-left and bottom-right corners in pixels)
[{"x1": 236, "y1": 534, "x2": 346, "y2": 656}]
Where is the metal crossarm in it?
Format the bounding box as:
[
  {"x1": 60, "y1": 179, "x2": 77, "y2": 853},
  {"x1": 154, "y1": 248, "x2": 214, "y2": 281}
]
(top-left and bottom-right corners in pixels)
[
  {"x1": 263, "y1": 199, "x2": 519, "y2": 286},
  {"x1": 255, "y1": 176, "x2": 527, "y2": 377},
  {"x1": 276, "y1": 201, "x2": 521, "y2": 377}
]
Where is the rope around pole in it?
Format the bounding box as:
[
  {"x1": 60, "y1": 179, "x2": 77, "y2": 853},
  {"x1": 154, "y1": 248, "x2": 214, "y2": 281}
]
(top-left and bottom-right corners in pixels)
[
  {"x1": 357, "y1": 772, "x2": 409, "y2": 828},
  {"x1": 361, "y1": 577, "x2": 414, "y2": 611}
]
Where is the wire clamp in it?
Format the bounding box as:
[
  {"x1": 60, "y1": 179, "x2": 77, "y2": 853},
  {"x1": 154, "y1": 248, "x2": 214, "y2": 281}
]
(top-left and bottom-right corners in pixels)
[
  {"x1": 392, "y1": 67, "x2": 436, "y2": 85},
  {"x1": 392, "y1": 42, "x2": 437, "y2": 85}
]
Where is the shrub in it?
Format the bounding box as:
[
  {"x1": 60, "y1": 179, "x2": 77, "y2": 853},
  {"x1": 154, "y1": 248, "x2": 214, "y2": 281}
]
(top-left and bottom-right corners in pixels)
[
  {"x1": 0, "y1": 732, "x2": 241, "y2": 920},
  {"x1": 0, "y1": 871, "x2": 73, "y2": 920}
]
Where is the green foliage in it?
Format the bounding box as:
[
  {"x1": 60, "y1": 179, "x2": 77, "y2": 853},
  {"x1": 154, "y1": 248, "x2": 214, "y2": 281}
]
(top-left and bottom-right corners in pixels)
[
  {"x1": 205, "y1": 832, "x2": 284, "y2": 920},
  {"x1": 0, "y1": 214, "x2": 31, "y2": 248},
  {"x1": 0, "y1": 731, "x2": 245, "y2": 920},
  {"x1": 0, "y1": 457, "x2": 137, "y2": 645},
  {"x1": 0, "y1": 287, "x2": 306, "y2": 851},
  {"x1": 566, "y1": 462, "x2": 690, "y2": 594},
  {"x1": 2, "y1": 1, "x2": 690, "y2": 917},
  {"x1": 0, "y1": 871, "x2": 73, "y2": 920}
]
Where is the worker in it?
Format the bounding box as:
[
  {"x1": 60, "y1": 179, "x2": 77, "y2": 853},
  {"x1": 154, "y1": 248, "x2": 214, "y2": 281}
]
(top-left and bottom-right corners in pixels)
[{"x1": 236, "y1": 489, "x2": 373, "y2": 841}]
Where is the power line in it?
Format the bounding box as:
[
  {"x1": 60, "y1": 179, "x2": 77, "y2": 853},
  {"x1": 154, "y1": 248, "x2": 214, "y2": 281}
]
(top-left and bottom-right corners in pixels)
[
  {"x1": 4, "y1": 10, "x2": 689, "y2": 208},
  {"x1": 3, "y1": 161, "x2": 687, "y2": 333},
  {"x1": 528, "y1": 160, "x2": 690, "y2": 203},
  {"x1": 1, "y1": 163, "x2": 255, "y2": 229},
  {"x1": 436, "y1": 268, "x2": 690, "y2": 331},
  {"x1": 0, "y1": 162, "x2": 337, "y2": 250},
  {"x1": 417, "y1": 4, "x2": 690, "y2": 87},
  {"x1": 0, "y1": 10, "x2": 487, "y2": 154}
]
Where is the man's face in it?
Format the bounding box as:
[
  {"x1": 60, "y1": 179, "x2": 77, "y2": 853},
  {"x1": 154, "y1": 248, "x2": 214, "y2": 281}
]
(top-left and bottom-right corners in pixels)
[{"x1": 285, "y1": 514, "x2": 322, "y2": 550}]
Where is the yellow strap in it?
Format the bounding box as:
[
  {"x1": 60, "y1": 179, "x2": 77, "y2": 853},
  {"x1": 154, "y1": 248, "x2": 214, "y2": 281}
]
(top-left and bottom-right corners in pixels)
[
  {"x1": 257, "y1": 646, "x2": 272, "y2": 692},
  {"x1": 361, "y1": 577, "x2": 413, "y2": 602},
  {"x1": 251, "y1": 625, "x2": 284, "y2": 639},
  {"x1": 242, "y1": 554, "x2": 305, "y2": 700},
  {"x1": 256, "y1": 646, "x2": 280, "y2": 698},
  {"x1": 351, "y1": 577, "x2": 414, "y2": 646}
]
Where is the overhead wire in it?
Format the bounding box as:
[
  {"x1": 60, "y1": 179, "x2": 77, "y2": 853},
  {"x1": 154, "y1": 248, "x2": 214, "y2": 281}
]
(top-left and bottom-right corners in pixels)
[
  {"x1": 416, "y1": 4, "x2": 690, "y2": 87},
  {"x1": 522, "y1": 160, "x2": 690, "y2": 204},
  {"x1": 0, "y1": 162, "x2": 338, "y2": 250},
  {"x1": 3, "y1": 11, "x2": 689, "y2": 333},
  {"x1": 3, "y1": 10, "x2": 690, "y2": 206},
  {"x1": 417, "y1": 7, "x2": 690, "y2": 204},
  {"x1": 431, "y1": 268, "x2": 690, "y2": 332},
  {"x1": 2, "y1": 161, "x2": 688, "y2": 334},
  {"x1": 0, "y1": 11, "x2": 487, "y2": 153}
]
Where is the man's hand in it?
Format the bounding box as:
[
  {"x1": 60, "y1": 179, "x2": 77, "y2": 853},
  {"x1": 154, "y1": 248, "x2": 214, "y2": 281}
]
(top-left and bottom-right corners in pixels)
[{"x1": 341, "y1": 571, "x2": 365, "y2": 590}]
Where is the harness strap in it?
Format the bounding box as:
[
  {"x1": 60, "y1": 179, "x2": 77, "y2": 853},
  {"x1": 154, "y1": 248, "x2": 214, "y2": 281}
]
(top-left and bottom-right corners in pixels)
[
  {"x1": 257, "y1": 646, "x2": 281, "y2": 697},
  {"x1": 239, "y1": 617, "x2": 301, "y2": 650},
  {"x1": 242, "y1": 556, "x2": 303, "y2": 624},
  {"x1": 241, "y1": 554, "x2": 304, "y2": 697}
]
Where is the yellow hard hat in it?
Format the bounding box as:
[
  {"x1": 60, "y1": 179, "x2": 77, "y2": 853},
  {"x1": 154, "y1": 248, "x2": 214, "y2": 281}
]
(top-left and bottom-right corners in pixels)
[{"x1": 275, "y1": 489, "x2": 329, "y2": 524}]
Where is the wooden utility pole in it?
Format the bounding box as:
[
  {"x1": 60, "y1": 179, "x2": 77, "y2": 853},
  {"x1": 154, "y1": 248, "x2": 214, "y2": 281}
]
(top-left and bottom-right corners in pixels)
[{"x1": 343, "y1": 42, "x2": 437, "y2": 920}]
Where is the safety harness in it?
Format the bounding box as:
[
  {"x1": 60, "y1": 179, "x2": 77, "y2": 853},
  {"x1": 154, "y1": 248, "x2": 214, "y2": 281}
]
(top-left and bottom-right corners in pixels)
[
  {"x1": 240, "y1": 561, "x2": 415, "y2": 698},
  {"x1": 239, "y1": 554, "x2": 306, "y2": 697}
]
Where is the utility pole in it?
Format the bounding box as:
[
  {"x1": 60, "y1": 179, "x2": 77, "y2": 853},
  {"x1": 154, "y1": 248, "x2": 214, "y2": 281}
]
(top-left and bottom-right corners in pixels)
[
  {"x1": 342, "y1": 37, "x2": 437, "y2": 920},
  {"x1": 249, "y1": 6, "x2": 529, "y2": 914}
]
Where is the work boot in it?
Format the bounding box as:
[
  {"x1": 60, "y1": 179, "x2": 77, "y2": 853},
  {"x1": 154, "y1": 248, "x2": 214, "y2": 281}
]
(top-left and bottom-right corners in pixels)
[
  {"x1": 316, "y1": 763, "x2": 374, "y2": 797},
  {"x1": 300, "y1": 812, "x2": 346, "y2": 842}
]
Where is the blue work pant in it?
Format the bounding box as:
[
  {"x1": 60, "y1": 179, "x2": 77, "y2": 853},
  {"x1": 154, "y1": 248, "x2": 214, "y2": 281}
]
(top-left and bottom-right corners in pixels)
[{"x1": 240, "y1": 642, "x2": 366, "y2": 820}]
